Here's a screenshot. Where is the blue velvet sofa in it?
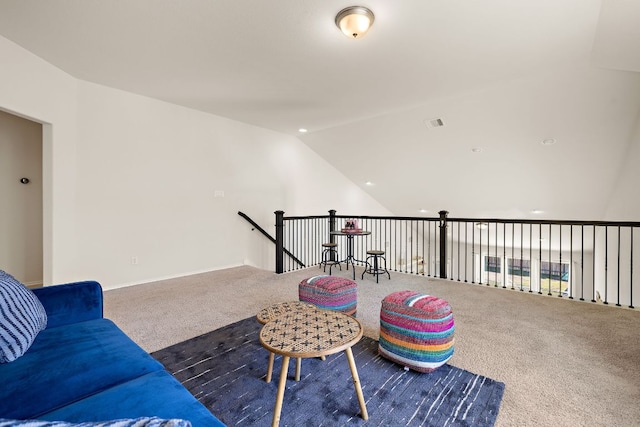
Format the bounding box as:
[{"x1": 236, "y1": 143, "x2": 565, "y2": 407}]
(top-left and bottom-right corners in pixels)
[{"x1": 0, "y1": 279, "x2": 225, "y2": 427}]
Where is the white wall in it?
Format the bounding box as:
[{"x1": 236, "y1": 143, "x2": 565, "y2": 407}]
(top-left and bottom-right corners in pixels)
[
  {"x1": 0, "y1": 110, "x2": 42, "y2": 285},
  {"x1": 605, "y1": 115, "x2": 640, "y2": 220},
  {"x1": 0, "y1": 36, "x2": 79, "y2": 286},
  {"x1": 0, "y1": 35, "x2": 391, "y2": 289}
]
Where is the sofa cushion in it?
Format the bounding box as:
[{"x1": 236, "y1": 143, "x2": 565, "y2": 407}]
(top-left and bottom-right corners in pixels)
[
  {"x1": 32, "y1": 281, "x2": 103, "y2": 328},
  {"x1": 39, "y1": 371, "x2": 225, "y2": 427},
  {"x1": 0, "y1": 270, "x2": 48, "y2": 363},
  {"x1": 0, "y1": 319, "x2": 163, "y2": 419},
  {"x1": 0, "y1": 417, "x2": 190, "y2": 427}
]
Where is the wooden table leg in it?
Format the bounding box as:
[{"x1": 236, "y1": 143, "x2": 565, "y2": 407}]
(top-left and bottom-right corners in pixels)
[
  {"x1": 266, "y1": 352, "x2": 275, "y2": 383},
  {"x1": 345, "y1": 347, "x2": 368, "y2": 420},
  {"x1": 295, "y1": 357, "x2": 302, "y2": 381},
  {"x1": 272, "y1": 355, "x2": 290, "y2": 427}
]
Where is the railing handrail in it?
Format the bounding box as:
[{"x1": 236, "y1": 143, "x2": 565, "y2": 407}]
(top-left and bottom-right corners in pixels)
[
  {"x1": 283, "y1": 213, "x2": 640, "y2": 227},
  {"x1": 237, "y1": 211, "x2": 305, "y2": 269},
  {"x1": 274, "y1": 209, "x2": 638, "y2": 309}
]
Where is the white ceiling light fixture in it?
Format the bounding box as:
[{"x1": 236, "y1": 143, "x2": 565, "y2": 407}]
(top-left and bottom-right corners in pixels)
[
  {"x1": 298, "y1": 128, "x2": 308, "y2": 133},
  {"x1": 335, "y1": 6, "x2": 375, "y2": 39},
  {"x1": 365, "y1": 181, "x2": 374, "y2": 186}
]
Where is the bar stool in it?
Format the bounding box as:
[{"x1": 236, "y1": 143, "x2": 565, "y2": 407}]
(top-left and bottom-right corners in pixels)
[
  {"x1": 319, "y1": 242, "x2": 341, "y2": 275},
  {"x1": 362, "y1": 250, "x2": 391, "y2": 283}
]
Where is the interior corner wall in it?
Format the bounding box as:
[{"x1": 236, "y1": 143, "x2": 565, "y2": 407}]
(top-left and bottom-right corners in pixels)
[
  {"x1": 74, "y1": 81, "x2": 391, "y2": 289},
  {"x1": 0, "y1": 35, "x2": 391, "y2": 290}
]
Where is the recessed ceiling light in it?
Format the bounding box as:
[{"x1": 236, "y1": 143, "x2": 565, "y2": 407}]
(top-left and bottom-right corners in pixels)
[
  {"x1": 298, "y1": 128, "x2": 308, "y2": 133},
  {"x1": 531, "y1": 209, "x2": 544, "y2": 214},
  {"x1": 419, "y1": 209, "x2": 428, "y2": 213},
  {"x1": 471, "y1": 147, "x2": 482, "y2": 153},
  {"x1": 541, "y1": 138, "x2": 556, "y2": 145},
  {"x1": 365, "y1": 181, "x2": 374, "y2": 186}
]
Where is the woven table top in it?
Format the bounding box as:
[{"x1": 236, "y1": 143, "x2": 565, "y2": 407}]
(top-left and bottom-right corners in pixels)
[
  {"x1": 259, "y1": 308, "x2": 363, "y2": 358},
  {"x1": 256, "y1": 301, "x2": 317, "y2": 325}
]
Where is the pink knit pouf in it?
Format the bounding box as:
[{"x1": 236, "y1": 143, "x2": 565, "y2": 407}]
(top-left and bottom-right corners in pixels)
[
  {"x1": 298, "y1": 275, "x2": 357, "y2": 316},
  {"x1": 379, "y1": 290, "x2": 454, "y2": 373}
]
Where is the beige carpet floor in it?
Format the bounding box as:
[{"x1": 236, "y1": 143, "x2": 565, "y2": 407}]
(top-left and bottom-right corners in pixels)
[{"x1": 104, "y1": 265, "x2": 640, "y2": 427}]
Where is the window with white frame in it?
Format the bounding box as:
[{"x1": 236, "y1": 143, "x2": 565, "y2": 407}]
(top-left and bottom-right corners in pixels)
[{"x1": 481, "y1": 255, "x2": 569, "y2": 294}]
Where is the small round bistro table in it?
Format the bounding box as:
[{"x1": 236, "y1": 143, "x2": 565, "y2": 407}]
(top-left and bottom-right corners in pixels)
[
  {"x1": 259, "y1": 307, "x2": 368, "y2": 427},
  {"x1": 256, "y1": 301, "x2": 316, "y2": 383},
  {"x1": 330, "y1": 230, "x2": 371, "y2": 279}
]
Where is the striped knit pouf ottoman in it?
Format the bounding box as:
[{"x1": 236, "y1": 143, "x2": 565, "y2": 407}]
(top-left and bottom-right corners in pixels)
[
  {"x1": 379, "y1": 290, "x2": 454, "y2": 373},
  {"x1": 298, "y1": 275, "x2": 357, "y2": 316}
]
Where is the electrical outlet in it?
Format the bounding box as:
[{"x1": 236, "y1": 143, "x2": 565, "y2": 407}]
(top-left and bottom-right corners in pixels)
[{"x1": 131, "y1": 256, "x2": 138, "y2": 265}]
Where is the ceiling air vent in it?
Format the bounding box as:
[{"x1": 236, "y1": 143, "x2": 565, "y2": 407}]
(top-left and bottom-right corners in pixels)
[{"x1": 424, "y1": 118, "x2": 445, "y2": 129}]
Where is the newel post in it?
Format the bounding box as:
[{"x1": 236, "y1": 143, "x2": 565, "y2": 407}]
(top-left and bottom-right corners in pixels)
[
  {"x1": 275, "y1": 210, "x2": 285, "y2": 274},
  {"x1": 329, "y1": 210, "x2": 337, "y2": 244},
  {"x1": 439, "y1": 210, "x2": 449, "y2": 279}
]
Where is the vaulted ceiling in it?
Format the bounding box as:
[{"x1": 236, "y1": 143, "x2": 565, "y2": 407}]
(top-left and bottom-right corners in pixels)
[{"x1": 1, "y1": 0, "x2": 639, "y2": 219}]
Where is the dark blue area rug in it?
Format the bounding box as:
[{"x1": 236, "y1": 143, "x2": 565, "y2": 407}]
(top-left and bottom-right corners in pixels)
[{"x1": 152, "y1": 317, "x2": 505, "y2": 426}]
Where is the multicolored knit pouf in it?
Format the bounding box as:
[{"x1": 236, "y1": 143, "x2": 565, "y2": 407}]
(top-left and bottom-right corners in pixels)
[
  {"x1": 379, "y1": 290, "x2": 454, "y2": 373},
  {"x1": 298, "y1": 275, "x2": 357, "y2": 316}
]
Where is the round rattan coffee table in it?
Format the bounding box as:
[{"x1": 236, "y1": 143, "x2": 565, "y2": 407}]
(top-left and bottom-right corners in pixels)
[
  {"x1": 257, "y1": 301, "x2": 317, "y2": 383},
  {"x1": 259, "y1": 307, "x2": 368, "y2": 427}
]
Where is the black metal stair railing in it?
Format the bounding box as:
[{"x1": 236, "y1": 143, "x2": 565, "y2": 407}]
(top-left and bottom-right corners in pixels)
[
  {"x1": 273, "y1": 209, "x2": 639, "y2": 310},
  {"x1": 237, "y1": 211, "x2": 304, "y2": 269}
]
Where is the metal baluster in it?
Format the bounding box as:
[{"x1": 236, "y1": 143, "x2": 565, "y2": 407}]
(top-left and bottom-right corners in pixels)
[
  {"x1": 472, "y1": 222, "x2": 475, "y2": 284},
  {"x1": 580, "y1": 225, "x2": 584, "y2": 301},
  {"x1": 487, "y1": 222, "x2": 498, "y2": 286},
  {"x1": 592, "y1": 226, "x2": 596, "y2": 303},
  {"x1": 457, "y1": 221, "x2": 461, "y2": 281},
  {"x1": 529, "y1": 224, "x2": 533, "y2": 293},
  {"x1": 503, "y1": 223, "x2": 507, "y2": 289},
  {"x1": 435, "y1": 220, "x2": 440, "y2": 277},
  {"x1": 385, "y1": 218, "x2": 390, "y2": 272},
  {"x1": 423, "y1": 219, "x2": 427, "y2": 277},
  {"x1": 464, "y1": 221, "x2": 468, "y2": 282},
  {"x1": 548, "y1": 224, "x2": 552, "y2": 296},
  {"x1": 479, "y1": 222, "x2": 483, "y2": 285},
  {"x1": 631, "y1": 227, "x2": 635, "y2": 309},
  {"x1": 394, "y1": 219, "x2": 398, "y2": 272},
  {"x1": 604, "y1": 226, "x2": 609, "y2": 304},
  {"x1": 569, "y1": 224, "x2": 573, "y2": 299},
  {"x1": 569, "y1": 225, "x2": 574, "y2": 299},
  {"x1": 558, "y1": 225, "x2": 562, "y2": 297},
  {"x1": 617, "y1": 226, "x2": 621, "y2": 307},
  {"x1": 428, "y1": 220, "x2": 432, "y2": 277},
  {"x1": 495, "y1": 222, "x2": 499, "y2": 287},
  {"x1": 520, "y1": 223, "x2": 524, "y2": 291},
  {"x1": 538, "y1": 223, "x2": 543, "y2": 295},
  {"x1": 410, "y1": 220, "x2": 414, "y2": 274},
  {"x1": 511, "y1": 223, "x2": 515, "y2": 290}
]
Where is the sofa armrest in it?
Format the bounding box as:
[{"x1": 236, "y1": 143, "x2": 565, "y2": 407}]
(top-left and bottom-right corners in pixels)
[{"x1": 32, "y1": 281, "x2": 104, "y2": 328}]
